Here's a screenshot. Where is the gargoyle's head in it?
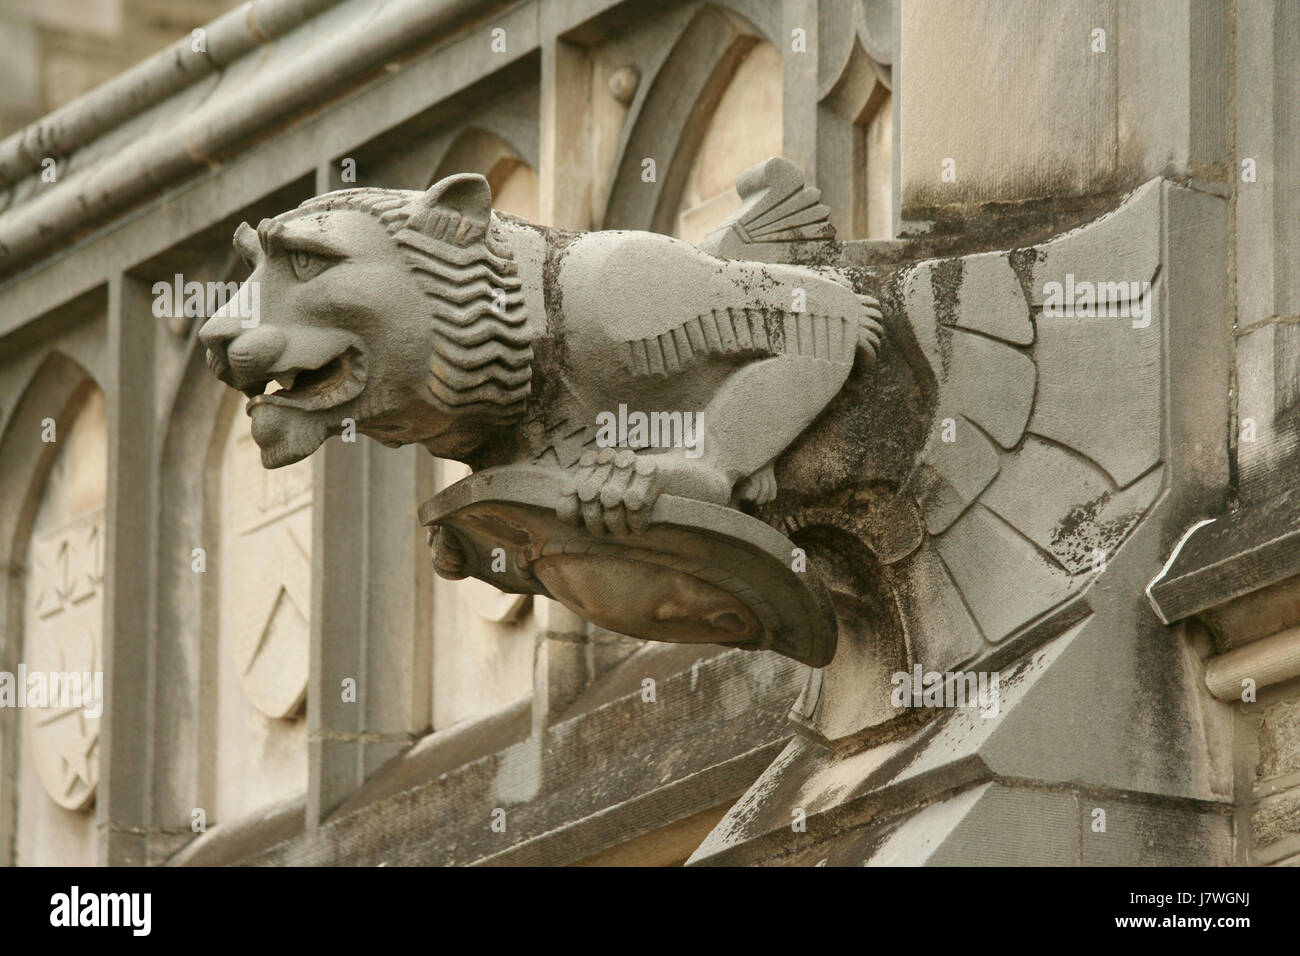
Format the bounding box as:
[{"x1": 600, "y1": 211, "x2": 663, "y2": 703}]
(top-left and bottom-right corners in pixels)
[{"x1": 199, "y1": 175, "x2": 533, "y2": 468}]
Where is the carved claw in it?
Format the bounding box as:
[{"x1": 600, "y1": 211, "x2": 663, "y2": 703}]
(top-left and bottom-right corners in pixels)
[
  {"x1": 737, "y1": 461, "x2": 777, "y2": 505},
  {"x1": 557, "y1": 447, "x2": 735, "y2": 536},
  {"x1": 558, "y1": 448, "x2": 656, "y2": 536},
  {"x1": 428, "y1": 525, "x2": 469, "y2": 580},
  {"x1": 857, "y1": 293, "x2": 885, "y2": 363}
]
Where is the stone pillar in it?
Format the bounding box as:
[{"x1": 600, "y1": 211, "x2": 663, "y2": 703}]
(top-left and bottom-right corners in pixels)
[
  {"x1": 98, "y1": 273, "x2": 157, "y2": 865},
  {"x1": 532, "y1": 600, "x2": 589, "y2": 733},
  {"x1": 305, "y1": 166, "x2": 435, "y2": 825},
  {"x1": 781, "y1": 0, "x2": 819, "y2": 186},
  {"x1": 896, "y1": 0, "x2": 1228, "y2": 225},
  {"x1": 1233, "y1": 0, "x2": 1300, "y2": 502},
  {"x1": 540, "y1": 32, "x2": 594, "y2": 230},
  {"x1": 307, "y1": 423, "x2": 434, "y2": 823}
]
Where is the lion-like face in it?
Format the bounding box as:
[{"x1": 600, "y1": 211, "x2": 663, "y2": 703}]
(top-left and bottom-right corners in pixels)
[
  {"x1": 202, "y1": 178, "x2": 534, "y2": 469},
  {"x1": 201, "y1": 205, "x2": 445, "y2": 467}
]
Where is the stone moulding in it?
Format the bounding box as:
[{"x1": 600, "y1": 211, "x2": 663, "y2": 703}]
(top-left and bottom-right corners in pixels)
[
  {"x1": 1148, "y1": 486, "x2": 1300, "y2": 701},
  {"x1": 0, "y1": 0, "x2": 495, "y2": 274},
  {"x1": 0, "y1": 0, "x2": 340, "y2": 189}
]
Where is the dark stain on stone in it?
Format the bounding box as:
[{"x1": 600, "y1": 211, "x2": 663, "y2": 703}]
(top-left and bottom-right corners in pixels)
[
  {"x1": 532, "y1": 226, "x2": 579, "y2": 414},
  {"x1": 1050, "y1": 493, "x2": 1143, "y2": 573},
  {"x1": 927, "y1": 259, "x2": 961, "y2": 378},
  {"x1": 1007, "y1": 246, "x2": 1043, "y2": 341},
  {"x1": 931, "y1": 258, "x2": 963, "y2": 329},
  {"x1": 769, "y1": 268, "x2": 935, "y2": 512}
]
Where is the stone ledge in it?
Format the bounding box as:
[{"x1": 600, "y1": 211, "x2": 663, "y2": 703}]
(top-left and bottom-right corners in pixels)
[
  {"x1": 173, "y1": 648, "x2": 801, "y2": 865},
  {"x1": 0, "y1": 0, "x2": 523, "y2": 276},
  {"x1": 1148, "y1": 487, "x2": 1300, "y2": 701},
  {"x1": 1148, "y1": 485, "x2": 1300, "y2": 627}
]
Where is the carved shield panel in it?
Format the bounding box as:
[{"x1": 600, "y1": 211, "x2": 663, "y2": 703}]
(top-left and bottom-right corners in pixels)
[
  {"x1": 24, "y1": 508, "x2": 104, "y2": 810},
  {"x1": 220, "y1": 418, "x2": 313, "y2": 719}
]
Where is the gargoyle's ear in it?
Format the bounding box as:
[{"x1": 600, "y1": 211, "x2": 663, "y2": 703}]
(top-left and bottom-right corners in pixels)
[
  {"x1": 233, "y1": 221, "x2": 261, "y2": 269},
  {"x1": 409, "y1": 173, "x2": 493, "y2": 244}
]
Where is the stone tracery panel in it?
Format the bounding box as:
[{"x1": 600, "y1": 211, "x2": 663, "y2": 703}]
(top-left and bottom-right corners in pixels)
[
  {"x1": 213, "y1": 397, "x2": 310, "y2": 822},
  {"x1": 25, "y1": 507, "x2": 103, "y2": 810},
  {"x1": 673, "y1": 41, "x2": 783, "y2": 245},
  {"x1": 16, "y1": 383, "x2": 105, "y2": 866},
  {"x1": 431, "y1": 459, "x2": 535, "y2": 729}
]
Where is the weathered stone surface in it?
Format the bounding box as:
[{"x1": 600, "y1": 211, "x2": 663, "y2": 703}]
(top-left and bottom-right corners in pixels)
[
  {"x1": 934, "y1": 504, "x2": 1076, "y2": 643},
  {"x1": 1257, "y1": 697, "x2": 1300, "y2": 781},
  {"x1": 945, "y1": 330, "x2": 1036, "y2": 449},
  {"x1": 868, "y1": 784, "x2": 1077, "y2": 867},
  {"x1": 907, "y1": 428, "x2": 1000, "y2": 535},
  {"x1": 1253, "y1": 789, "x2": 1300, "y2": 849},
  {"x1": 1205, "y1": 629, "x2": 1300, "y2": 701},
  {"x1": 899, "y1": 0, "x2": 1118, "y2": 216},
  {"x1": 14, "y1": 385, "x2": 105, "y2": 864},
  {"x1": 890, "y1": 541, "x2": 984, "y2": 674},
  {"x1": 1027, "y1": 312, "x2": 1162, "y2": 488},
  {"x1": 981, "y1": 437, "x2": 1163, "y2": 574},
  {"x1": 1202, "y1": 575, "x2": 1300, "y2": 651},
  {"x1": 1082, "y1": 802, "x2": 1233, "y2": 866},
  {"x1": 182, "y1": 647, "x2": 803, "y2": 866},
  {"x1": 952, "y1": 252, "x2": 1034, "y2": 345},
  {"x1": 0, "y1": 0, "x2": 1277, "y2": 873},
  {"x1": 1147, "y1": 485, "x2": 1300, "y2": 626}
]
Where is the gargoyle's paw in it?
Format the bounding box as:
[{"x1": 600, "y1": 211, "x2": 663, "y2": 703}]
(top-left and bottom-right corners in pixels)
[
  {"x1": 856, "y1": 296, "x2": 885, "y2": 362},
  {"x1": 646, "y1": 454, "x2": 733, "y2": 508},
  {"x1": 556, "y1": 491, "x2": 581, "y2": 527},
  {"x1": 856, "y1": 292, "x2": 883, "y2": 319},
  {"x1": 737, "y1": 462, "x2": 777, "y2": 505},
  {"x1": 858, "y1": 324, "x2": 883, "y2": 359},
  {"x1": 622, "y1": 456, "x2": 657, "y2": 534},
  {"x1": 561, "y1": 447, "x2": 653, "y2": 536}
]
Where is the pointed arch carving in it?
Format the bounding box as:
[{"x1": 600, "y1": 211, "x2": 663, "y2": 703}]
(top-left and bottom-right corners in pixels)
[{"x1": 602, "y1": 4, "x2": 774, "y2": 232}]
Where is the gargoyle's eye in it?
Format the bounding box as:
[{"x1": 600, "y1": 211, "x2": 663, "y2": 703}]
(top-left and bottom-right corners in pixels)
[{"x1": 288, "y1": 249, "x2": 332, "y2": 282}]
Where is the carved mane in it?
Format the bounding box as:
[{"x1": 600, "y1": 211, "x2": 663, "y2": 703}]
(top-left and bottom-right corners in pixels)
[{"x1": 289, "y1": 187, "x2": 534, "y2": 424}]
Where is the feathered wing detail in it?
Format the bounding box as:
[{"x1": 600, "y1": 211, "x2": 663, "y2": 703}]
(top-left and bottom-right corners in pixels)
[
  {"x1": 896, "y1": 181, "x2": 1166, "y2": 663},
  {"x1": 698, "y1": 157, "x2": 835, "y2": 259}
]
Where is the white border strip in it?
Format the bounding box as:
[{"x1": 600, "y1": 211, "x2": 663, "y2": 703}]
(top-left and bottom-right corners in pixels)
[{"x1": 1145, "y1": 517, "x2": 1217, "y2": 624}]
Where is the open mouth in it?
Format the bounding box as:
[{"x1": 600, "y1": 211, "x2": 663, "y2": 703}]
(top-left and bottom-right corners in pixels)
[{"x1": 244, "y1": 346, "x2": 367, "y2": 412}]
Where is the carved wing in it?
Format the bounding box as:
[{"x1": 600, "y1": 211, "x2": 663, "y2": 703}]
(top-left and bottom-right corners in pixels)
[
  {"x1": 698, "y1": 157, "x2": 835, "y2": 259},
  {"x1": 896, "y1": 180, "x2": 1165, "y2": 669}
]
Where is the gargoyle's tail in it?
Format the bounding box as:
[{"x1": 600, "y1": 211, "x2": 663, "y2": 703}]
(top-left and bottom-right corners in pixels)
[{"x1": 698, "y1": 157, "x2": 834, "y2": 259}]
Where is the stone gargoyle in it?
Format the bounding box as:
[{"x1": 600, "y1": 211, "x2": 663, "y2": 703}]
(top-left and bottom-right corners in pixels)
[
  {"x1": 200, "y1": 158, "x2": 882, "y2": 667},
  {"x1": 200, "y1": 158, "x2": 1169, "y2": 735}
]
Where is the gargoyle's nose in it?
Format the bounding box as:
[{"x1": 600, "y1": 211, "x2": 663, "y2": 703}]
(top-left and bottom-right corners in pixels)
[
  {"x1": 198, "y1": 281, "x2": 261, "y2": 351},
  {"x1": 197, "y1": 311, "x2": 243, "y2": 352},
  {"x1": 224, "y1": 325, "x2": 288, "y2": 378}
]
